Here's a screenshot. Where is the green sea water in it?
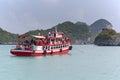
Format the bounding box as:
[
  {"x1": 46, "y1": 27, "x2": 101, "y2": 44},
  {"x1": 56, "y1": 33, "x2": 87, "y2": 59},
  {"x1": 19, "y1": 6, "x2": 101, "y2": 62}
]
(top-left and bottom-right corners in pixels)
[{"x1": 0, "y1": 45, "x2": 120, "y2": 80}]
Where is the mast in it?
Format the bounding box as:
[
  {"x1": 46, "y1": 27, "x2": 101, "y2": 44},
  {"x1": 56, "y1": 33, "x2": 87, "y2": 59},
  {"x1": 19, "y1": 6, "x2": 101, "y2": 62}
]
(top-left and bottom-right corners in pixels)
[{"x1": 55, "y1": 26, "x2": 57, "y2": 33}]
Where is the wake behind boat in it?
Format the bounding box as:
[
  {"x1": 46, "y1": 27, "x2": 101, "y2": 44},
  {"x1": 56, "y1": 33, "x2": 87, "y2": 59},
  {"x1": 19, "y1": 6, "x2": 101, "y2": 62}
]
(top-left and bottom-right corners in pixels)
[{"x1": 10, "y1": 31, "x2": 72, "y2": 56}]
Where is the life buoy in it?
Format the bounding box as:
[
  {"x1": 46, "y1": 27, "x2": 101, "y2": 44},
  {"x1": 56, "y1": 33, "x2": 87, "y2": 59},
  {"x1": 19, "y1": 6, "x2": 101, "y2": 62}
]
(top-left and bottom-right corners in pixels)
[
  {"x1": 60, "y1": 48, "x2": 62, "y2": 52},
  {"x1": 69, "y1": 46, "x2": 72, "y2": 50},
  {"x1": 16, "y1": 44, "x2": 20, "y2": 48}
]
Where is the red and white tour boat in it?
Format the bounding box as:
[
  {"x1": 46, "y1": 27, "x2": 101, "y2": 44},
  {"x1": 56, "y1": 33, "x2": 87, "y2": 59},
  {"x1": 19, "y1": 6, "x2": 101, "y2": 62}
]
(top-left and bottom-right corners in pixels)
[{"x1": 10, "y1": 31, "x2": 72, "y2": 56}]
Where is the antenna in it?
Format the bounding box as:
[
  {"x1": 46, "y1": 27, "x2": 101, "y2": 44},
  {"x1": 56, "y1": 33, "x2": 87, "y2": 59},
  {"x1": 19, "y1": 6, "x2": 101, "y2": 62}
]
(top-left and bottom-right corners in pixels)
[{"x1": 55, "y1": 26, "x2": 57, "y2": 32}]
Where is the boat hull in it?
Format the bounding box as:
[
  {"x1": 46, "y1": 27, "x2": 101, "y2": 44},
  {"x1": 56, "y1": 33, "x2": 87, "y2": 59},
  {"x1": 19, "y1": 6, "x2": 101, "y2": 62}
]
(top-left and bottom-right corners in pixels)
[
  {"x1": 10, "y1": 50, "x2": 33, "y2": 56},
  {"x1": 10, "y1": 49, "x2": 69, "y2": 56}
]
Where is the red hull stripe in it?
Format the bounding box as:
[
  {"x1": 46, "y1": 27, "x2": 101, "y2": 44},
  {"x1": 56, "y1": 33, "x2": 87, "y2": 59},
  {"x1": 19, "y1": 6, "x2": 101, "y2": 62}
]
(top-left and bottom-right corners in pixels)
[{"x1": 11, "y1": 49, "x2": 69, "y2": 56}]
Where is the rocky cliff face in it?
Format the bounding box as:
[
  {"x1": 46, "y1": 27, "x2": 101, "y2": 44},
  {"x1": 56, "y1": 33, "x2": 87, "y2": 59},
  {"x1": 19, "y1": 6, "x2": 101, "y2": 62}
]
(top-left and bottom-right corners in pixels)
[
  {"x1": 90, "y1": 19, "x2": 113, "y2": 36},
  {"x1": 112, "y1": 34, "x2": 120, "y2": 46}
]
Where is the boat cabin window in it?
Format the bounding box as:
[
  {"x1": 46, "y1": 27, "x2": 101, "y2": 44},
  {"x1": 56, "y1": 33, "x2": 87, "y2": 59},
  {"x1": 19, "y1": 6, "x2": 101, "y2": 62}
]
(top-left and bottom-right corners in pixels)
[
  {"x1": 43, "y1": 46, "x2": 47, "y2": 50},
  {"x1": 60, "y1": 45, "x2": 62, "y2": 48},
  {"x1": 56, "y1": 46, "x2": 58, "y2": 48},
  {"x1": 58, "y1": 45, "x2": 60, "y2": 48},
  {"x1": 51, "y1": 46, "x2": 53, "y2": 49}
]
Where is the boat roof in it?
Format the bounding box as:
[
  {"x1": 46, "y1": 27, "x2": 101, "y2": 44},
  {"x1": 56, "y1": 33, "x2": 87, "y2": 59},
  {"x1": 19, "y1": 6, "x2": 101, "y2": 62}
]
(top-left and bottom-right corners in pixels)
[
  {"x1": 32, "y1": 35, "x2": 45, "y2": 39},
  {"x1": 18, "y1": 35, "x2": 28, "y2": 38}
]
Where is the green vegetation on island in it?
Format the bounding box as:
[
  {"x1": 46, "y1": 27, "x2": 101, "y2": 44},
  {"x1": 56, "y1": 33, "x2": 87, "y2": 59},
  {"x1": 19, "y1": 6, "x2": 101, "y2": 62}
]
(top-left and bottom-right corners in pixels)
[
  {"x1": 94, "y1": 28, "x2": 120, "y2": 46},
  {"x1": 0, "y1": 28, "x2": 18, "y2": 44},
  {"x1": 24, "y1": 21, "x2": 91, "y2": 44},
  {"x1": 94, "y1": 29, "x2": 117, "y2": 46}
]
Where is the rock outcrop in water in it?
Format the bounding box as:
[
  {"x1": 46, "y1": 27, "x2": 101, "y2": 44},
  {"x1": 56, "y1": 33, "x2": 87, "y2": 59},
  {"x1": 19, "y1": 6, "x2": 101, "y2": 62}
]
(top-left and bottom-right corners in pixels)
[{"x1": 94, "y1": 28, "x2": 120, "y2": 46}]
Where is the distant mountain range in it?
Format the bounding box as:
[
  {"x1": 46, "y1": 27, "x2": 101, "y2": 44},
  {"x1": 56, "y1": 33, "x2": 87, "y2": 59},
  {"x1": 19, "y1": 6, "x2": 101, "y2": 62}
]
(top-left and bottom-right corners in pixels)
[
  {"x1": 0, "y1": 28, "x2": 18, "y2": 44},
  {"x1": 24, "y1": 21, "x2": 91, "y2": 44},
  {"x1": 0, "y1": 19, "x2": 114, "y2": 44},
  {"x1": 90, "y1": 19, "x2": 113, "y2": 36}
]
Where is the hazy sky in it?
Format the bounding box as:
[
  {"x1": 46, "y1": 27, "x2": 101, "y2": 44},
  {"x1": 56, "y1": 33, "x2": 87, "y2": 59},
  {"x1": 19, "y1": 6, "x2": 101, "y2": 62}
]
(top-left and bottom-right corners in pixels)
[{"x1": 0, "y1": 0, "x2": 120, "y2": 34}]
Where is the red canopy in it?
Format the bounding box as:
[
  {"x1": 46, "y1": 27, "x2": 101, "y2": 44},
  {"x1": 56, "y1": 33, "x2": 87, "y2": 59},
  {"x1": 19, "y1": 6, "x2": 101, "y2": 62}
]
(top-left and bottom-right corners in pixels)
[{"x1": 18, "y1": 35, "x2": 28, "y2": 38}]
